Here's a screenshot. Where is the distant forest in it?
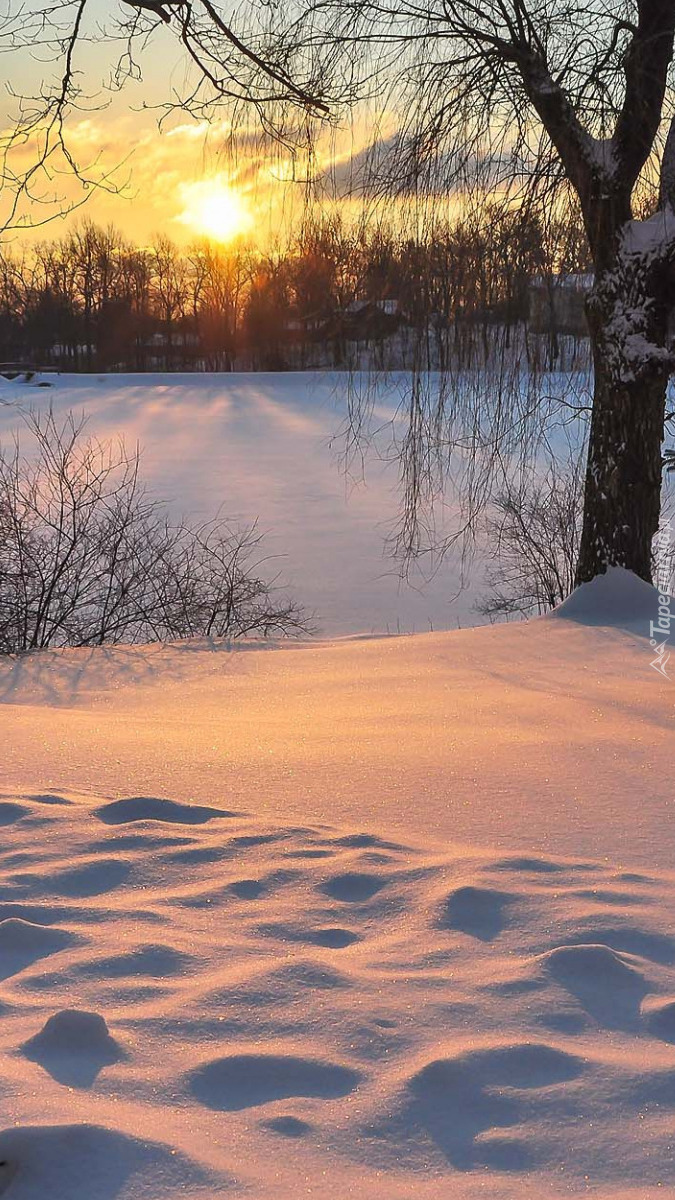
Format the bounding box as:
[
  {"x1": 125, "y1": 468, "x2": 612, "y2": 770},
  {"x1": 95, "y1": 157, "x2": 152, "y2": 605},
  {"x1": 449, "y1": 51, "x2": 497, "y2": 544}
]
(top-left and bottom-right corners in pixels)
[{"x1": 0, "y1": 206, "x2": 593, "y2": 373}]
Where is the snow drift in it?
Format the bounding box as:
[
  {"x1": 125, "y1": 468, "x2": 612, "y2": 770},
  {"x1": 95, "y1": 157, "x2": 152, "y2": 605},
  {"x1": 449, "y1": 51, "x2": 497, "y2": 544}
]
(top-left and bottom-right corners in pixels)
[{"x1": 0, "y1": 569, "x2": 672, "y2": 1198}]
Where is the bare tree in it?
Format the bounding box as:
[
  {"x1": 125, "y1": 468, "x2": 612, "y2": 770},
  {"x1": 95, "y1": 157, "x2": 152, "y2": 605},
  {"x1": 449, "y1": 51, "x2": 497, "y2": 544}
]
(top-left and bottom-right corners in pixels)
[
  {"x1": 233, "y1": 0, "x2": 675, "y2": 587},
  {"x1": 0, "y1": 410, "x2": 308, "y2": 653},
  {"x1": 478, "y1": 448, "x2": 585, "y2": 619},
  {"x1": 7, "y1": 1, "x2": 675, "y2": 590},
  {"x1": 151, "y1": 237, "x2": 190, "y2": 369}
]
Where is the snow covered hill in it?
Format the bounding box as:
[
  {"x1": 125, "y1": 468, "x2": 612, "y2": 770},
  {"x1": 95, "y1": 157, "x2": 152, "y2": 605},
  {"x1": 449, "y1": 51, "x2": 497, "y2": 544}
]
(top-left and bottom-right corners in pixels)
[{"x1": 0, "y1": 570, "x2": 673, "y2": 1198}]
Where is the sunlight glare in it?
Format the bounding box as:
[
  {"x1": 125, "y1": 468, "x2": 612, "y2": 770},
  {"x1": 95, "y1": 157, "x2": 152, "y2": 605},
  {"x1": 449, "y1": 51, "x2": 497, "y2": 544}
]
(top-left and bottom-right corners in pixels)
[{"x1": 177, "y1": 177, "x2": 253, "y2": 243}]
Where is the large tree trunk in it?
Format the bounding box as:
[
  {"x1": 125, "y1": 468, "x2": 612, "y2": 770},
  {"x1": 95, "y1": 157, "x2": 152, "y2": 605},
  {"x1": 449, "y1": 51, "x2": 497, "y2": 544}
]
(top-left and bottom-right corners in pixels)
[{"x1": 575, "y1": 318, "x2": 667, "y2": 585}]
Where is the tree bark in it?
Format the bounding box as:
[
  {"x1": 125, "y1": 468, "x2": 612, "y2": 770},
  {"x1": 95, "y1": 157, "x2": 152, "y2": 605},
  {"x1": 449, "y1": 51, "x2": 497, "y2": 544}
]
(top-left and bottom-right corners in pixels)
[{"x1": 575, "y1": 316, "x2": 667, "y2": 585}]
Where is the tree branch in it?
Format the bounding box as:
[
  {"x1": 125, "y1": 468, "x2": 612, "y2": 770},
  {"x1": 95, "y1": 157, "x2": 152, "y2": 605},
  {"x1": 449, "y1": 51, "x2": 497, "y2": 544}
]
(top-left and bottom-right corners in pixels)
[
  {"x1": 614, "y1": 0, "x2": 675, "y2": 188},
  {"x1": 197, "y1": 0, "x2": 328, "y2": 112},
  {"x1": 517, "y1": 50, "x2": 595, "y2": 198}
]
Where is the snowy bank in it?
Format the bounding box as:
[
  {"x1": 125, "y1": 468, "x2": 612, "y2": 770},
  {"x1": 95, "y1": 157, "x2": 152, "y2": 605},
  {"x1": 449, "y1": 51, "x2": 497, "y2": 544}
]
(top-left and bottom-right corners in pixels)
[
  {"x1": 0, "y1": 580, "x2": 673, "y2": 1197},
  {"x1": 549, "y1": 564, "x2": 670, "y2": 635}
]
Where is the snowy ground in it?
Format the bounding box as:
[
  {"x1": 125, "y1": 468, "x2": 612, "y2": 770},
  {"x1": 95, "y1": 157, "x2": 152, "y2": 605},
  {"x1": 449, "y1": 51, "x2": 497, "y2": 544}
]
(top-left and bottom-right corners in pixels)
[
  {"x1": 0, "y1": 569, "x2": 673, "y2": 1198},
  {"x1": 0, "y1": 372, "x2": 481, "y2": 636}
]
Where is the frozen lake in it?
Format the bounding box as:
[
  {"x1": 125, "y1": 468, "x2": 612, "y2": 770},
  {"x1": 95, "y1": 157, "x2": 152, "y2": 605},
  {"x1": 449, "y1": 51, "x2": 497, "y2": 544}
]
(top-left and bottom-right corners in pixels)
[{"x1": 0, "y1": 372, "x2": 482, "y2": 636}]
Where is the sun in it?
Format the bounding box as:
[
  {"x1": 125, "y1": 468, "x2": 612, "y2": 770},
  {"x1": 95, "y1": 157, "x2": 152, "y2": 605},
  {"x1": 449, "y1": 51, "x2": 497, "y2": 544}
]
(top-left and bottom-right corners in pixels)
[{"x1": 177, "y1": 178, "x2": 254, "y2": 243}]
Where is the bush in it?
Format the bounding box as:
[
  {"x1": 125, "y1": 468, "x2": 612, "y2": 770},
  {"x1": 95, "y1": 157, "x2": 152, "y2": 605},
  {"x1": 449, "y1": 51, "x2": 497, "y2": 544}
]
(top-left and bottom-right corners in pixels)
[
  {"x1": 477, "y1": 450, "x2": 584, "y2": 619},
  {"x1": 0, "y1": 410, "x2": 308, "y2": 652}
]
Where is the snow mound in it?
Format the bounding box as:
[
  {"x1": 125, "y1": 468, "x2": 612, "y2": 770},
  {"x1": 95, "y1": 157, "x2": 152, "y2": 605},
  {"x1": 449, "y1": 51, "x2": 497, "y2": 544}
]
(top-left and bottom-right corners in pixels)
[
  {"x1": 540, "y1": 942, "x2": 644, "y2": 987},
  {"x1": 0, "y1": 1124, "x2": 229, "y2": 1199},
  {"x1": 549, "y1": 565, "x2": 668, "y2": 634},
  {"x1": 23, "y1": 1009, "x2": 117, "y2": 1054},
  {"x1": 537, "y1": 944, "x2": 648, "y2": 1029},
  {"x1": 21, "y1": 1010, "x2": 124, "y2": 1087},
  {"x1": 94, "y1": 795, "x2": 235, "y2": 825},
  {"x1": 642, "y1": 996, "x2": 675, "y2": 1042},
  {"x1": 0, "y1": 791, "x2": 670, "y2": 1194},
  {"x1": 0, "y1": 919, "x2": 77, "y2": 979}
]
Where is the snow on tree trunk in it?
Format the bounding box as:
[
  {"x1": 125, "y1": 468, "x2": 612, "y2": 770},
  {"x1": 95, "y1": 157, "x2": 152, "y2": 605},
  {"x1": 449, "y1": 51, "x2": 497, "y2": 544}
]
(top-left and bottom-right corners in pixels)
[
  {"x1": 576, "y1": 244, "x2": 671, "y2": 585},
  {"x1": 576, "y1": 350, "x2": 666, "y2": 585}
]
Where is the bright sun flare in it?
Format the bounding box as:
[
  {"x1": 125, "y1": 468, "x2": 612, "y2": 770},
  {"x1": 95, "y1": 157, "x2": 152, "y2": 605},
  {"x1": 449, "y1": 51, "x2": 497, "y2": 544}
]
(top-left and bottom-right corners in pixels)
[{"x1": 177, "y1": 178, "x2": 253, "y2": 243}]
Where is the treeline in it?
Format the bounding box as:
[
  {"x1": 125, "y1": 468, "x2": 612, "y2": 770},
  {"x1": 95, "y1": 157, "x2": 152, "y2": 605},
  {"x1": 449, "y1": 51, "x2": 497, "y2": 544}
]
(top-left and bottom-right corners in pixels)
[{"x1": 0, "y1": 206, "x2": 592, "y2": 373}]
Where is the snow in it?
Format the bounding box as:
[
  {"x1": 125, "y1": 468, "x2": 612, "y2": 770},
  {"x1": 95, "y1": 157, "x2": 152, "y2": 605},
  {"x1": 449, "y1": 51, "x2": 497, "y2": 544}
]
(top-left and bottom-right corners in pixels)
[
  {"x1": 530, "y1": 273, "x2": 594, "y2": 291},
  {"x1": 584, "y1": 135, "x2": 617, "y2": 177},
  {"x1": 0, "y1": 371, "x2": 672, "y2": 1196},
  {"x1": 0, "y1": 564, "x2": 673, "y2": 1197},
  {"x1": 550, "y1": 563, "x2": 662, "y2": 632},
  {"x1": 621, "y1": 208, "x2": 675, "y2": 259},
  {"x1": 0, "y1": 371, "x2": 478, "y2": 636}
]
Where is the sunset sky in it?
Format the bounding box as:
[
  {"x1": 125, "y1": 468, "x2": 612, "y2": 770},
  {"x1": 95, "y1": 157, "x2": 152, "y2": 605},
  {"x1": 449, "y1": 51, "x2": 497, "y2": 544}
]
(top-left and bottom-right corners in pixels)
[
  {"x1": 1, "y1": 2, "x2": 386, "y2": 249},
  {"x1": 14, "y1": 113, "x2": 305, "y2": 244}
]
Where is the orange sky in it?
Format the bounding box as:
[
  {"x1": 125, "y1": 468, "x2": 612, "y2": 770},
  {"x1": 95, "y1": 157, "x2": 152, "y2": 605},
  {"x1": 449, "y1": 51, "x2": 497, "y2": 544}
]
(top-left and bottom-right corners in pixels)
[
  {"x1": 0, "y1": 3, "x2": 392, "y2": 251},
  {"x1": 0, "y1": 109, "x2": 313, "y2": 248}
]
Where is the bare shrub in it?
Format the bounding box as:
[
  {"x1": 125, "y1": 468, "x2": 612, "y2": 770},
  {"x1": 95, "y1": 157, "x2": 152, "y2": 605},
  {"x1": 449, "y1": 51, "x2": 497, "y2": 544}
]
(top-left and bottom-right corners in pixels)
[
  {"x1": 478, "y1": 451, "x2": 585, "y2": 620},
  {"x1": 0, "y1": 410, "x2": 308, "y2": 653}
]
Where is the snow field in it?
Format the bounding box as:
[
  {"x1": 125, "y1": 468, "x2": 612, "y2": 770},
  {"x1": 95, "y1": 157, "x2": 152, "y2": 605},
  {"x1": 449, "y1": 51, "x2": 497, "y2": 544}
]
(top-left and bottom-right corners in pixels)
[{"x1": 0, "y1": 785, "x2": 672, "y2": 1197}]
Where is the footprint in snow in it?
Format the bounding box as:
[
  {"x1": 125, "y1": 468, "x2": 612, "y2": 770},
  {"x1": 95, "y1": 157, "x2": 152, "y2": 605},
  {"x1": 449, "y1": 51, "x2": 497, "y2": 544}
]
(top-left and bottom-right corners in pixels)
[
  {"x1": 319, "y1": 872, "x2": 387, "y2": 903},
  {"x1": 257, "y1": 922, "x2": 361, "y2": 949},
  {"x1": 46, "y1": 859, "x2": 131, "y2": 898},
  {"x1": 77, "y1": 944, "x2": 190, "y2": 980},
  {"x1": 227, "y1": 879, "x2": 268, "y2": 899},
  {"x1": 260, "y1": 1115, "x2": 313, "y2": 1138},
  {"x1": 371, "y1": 1042, "x2": 584, "y2": 1171},
  {"x1": 187, "y1": 1053, "x2": 362, "y2": 1111},
  {"x1": 331, "y1": 832, "x2": 405, "y2": 851},
  {"x1": 437, "y1": 885, "x2": 513, "y2": 941},
  {"x1": 0, "y1": 803, "x2": 29, "y2": 827}
]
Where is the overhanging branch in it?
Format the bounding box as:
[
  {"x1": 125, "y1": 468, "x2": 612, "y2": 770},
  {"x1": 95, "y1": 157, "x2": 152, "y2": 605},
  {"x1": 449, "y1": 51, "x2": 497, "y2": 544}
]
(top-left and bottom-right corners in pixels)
[{"x1": 614, "y1": 0, "x2": 675, "y2": 188}]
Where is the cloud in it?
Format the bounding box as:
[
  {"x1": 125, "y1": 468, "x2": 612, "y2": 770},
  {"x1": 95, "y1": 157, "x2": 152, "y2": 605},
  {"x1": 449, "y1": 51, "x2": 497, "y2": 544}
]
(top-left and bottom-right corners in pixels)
[{"x1": 0, "y1": 110, "x2": 303, "y2": 246}]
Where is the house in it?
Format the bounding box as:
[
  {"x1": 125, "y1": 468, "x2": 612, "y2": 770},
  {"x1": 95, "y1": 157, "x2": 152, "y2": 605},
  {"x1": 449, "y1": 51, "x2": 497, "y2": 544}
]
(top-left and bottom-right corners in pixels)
[{"x1": 337, "y1": 298, "x2": 403, "y2": 340}]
